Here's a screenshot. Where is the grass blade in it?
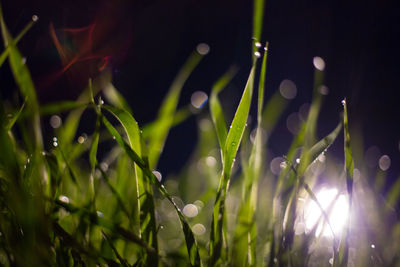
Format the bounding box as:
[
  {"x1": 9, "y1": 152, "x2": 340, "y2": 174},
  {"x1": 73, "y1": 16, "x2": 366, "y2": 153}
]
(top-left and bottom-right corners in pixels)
[
  {"x1": 209, "y1": 66, "x2": 255, "y2": 265},
  {"x1": 209, "y1": 66, "x2": 238, "y2": 152},
  {"x1": 334, "y1": 99, "x2": 354, "y2": 267},
  {"x1": 147, "y1": 50, "x2": 203, "y2": 169},
  {"x1": 233, "y1": 43, "x2": 268, "y2": 266},
  {"x1": 101, "y1": 115, "x2": 201, "y2": 266}
]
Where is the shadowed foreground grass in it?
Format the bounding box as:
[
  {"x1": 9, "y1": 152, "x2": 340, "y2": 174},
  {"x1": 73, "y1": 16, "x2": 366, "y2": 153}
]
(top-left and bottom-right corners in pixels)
[{"x1": 0, "y1": 2, "x2": 399, "y2": 267}]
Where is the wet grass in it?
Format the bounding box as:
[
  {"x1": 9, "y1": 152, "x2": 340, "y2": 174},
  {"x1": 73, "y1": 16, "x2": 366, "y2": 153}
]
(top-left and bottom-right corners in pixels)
[{"x1": 0, "y1": 2, "x2": 399, "y2": 266}]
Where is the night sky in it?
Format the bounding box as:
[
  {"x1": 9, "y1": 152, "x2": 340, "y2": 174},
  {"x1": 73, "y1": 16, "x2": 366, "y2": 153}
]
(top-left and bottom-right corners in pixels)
[{"x1": 1, "y1": 0, "x2": 399, "y2": 187}]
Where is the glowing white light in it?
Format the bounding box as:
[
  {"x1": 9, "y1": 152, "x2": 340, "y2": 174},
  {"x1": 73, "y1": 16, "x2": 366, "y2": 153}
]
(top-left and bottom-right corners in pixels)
[
  {"x1": 254, "y1": 51, "x2": 261, "y2": 58},
  {"x1": 196, "y1": 43, "x2": 210, "y2": 55},
  {"x1": 313, "y1": 56, "x2": 325, "y2": 71},
  {"x1": 183, "y1": 204, "x2": 198, "y2": 218},
  {"x1": 32, "y1": 15, "x2": 39, "y2": 22},
  {"x1": 255, "y1": 42, "x2": 262, "y2": 48},
  {"x1": 304, "y1": 187, "x2": 349, "y2": 237}
]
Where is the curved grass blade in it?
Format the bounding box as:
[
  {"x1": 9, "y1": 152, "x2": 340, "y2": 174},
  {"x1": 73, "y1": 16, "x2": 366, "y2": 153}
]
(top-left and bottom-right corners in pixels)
[
  {"x1": 102, "y1": 105, "x2": 158, "y2": 265},
  {"x1": 233, "y1": 43, "x2": 268, "y2": 266},
  {"x1": 5, "y1": 97, "x2": 26, "y2": 130},
  {"x1": 101, "y1": 231, "x2": 130, "y2": 267},
  {"x1": 209, "y1": 67, "x2": 255, "y2": 265},
  {"x1": 147, "y1": 50, "x2": 203, "y2": 169},
  {"x1": 101, "y1": 115, "x2": 201, "y2": 266},
  {"x1": 334, "y1": 99, "x2": 354, "y2": 267},
  {"x1": 0, "y1": 12, "x2": 37, "y2": 67},
  {"x1": 39, "y1": 101, "x2": 88, "y2": 116},
  {"x1": 209, "y1": 66, "x2": 238, "y2": 153},
  {"x1": 0, "y1": 7, "x2": 42, "y2": 151},
  {"x1": 103, "y1": 83, "x2": 132, "y2": 114}
]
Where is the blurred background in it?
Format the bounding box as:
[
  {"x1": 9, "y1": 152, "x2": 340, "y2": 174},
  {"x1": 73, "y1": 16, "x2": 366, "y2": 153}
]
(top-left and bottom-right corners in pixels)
[{"x1": 1, "y1": 0, "x2": 399, "y2": 190}]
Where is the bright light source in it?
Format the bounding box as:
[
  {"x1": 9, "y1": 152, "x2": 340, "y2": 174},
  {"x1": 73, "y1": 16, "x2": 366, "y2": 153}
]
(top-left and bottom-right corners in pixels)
[{"x1": 304, "y1": 187, "x2": 349, "y2": 237}]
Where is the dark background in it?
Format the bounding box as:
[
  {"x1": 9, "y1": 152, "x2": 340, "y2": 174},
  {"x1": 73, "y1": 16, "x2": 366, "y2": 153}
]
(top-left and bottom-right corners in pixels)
[{"x1": 1, "y1": 0, "x2": 399, "y2": 188}]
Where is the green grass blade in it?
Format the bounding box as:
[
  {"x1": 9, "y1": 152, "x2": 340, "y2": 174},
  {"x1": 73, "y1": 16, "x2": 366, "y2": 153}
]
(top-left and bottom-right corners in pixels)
[
  {"x1": 209, "y1": 66, "x2": 255, "y2": 265},
  {"x1": 334, "y1": 99, "x2": 354, "y2": 267},
  {"x1": 0, "y1": 7, "x2": 42, "y2": 151},
  {"x1": 101, "y1": 115, "x2": 201, "y2": 266},
  {"x1": 103, "y1": 83, "x2": 132, "y2": 114},
  {"x1": 0, "y1": 13, "x2": 37, "y2": 67},
  {"x1": 5, "y1": 98, "x2": 26, "y2": 130},
  {"x1": 147, "y1": 50, "x2": 203, "y2": 169},
  {"x1": 39, "y1": 101, "x2": 88, "y2": 116},
  {"x1": 233, "y1": 43, "x2": 268, "y2": 266},
  {"x1": 209, "y1": 66, "x2": 238, "y2": 152}
]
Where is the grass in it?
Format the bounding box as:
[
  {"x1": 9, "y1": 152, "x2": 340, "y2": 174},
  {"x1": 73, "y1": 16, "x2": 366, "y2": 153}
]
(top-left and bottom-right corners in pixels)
[{"x1": 0, "y1": 1, "x2": 400, "y2": 266}]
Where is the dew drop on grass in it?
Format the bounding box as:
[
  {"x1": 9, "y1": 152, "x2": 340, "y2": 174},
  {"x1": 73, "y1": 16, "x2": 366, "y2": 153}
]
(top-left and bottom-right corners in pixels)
[
  {"x1": 341, "y1": 99, "x2": 346, "y2": 106},
  {"x1": 191, "y1": 91, "x2": 208, "y2": 109},
  {"x1": 96, "y1": 211, "x2": 104, "y2": 218},
  {"x1": 296, "y1": 158, "x2": 301, "y2": 164},
  {"x1": 205, "y1": 156, "x2": 217, "y2": 167},
  {"x1": 32, "y1": 15, "x2": 39, "y2": 21},
  {"x1": 50, "y1": 115, "x2": 62, "y2": 128},
  {"x1": 192, "y1": 223, "x2": 206, "y2": 235},
  {"x1": 77, "y1": 136, "x2": 85, "y2": 144},
  {"x1": 371, "y1": 244, "x2": 375, "y2": 248},
  {"x1": 329, "y1": 258, "x2": 333, "y2": 265},
  {"x1": 319, "y1": 85, "x2": 329, "y2": 95},
  {"x1": 100, "y1": 162, "x2": 109, "y2": 171},
  {"x1": 58, "y1": 195, "x2": 70, "y2": 203},
  {"x1": 378, "y1": 155, "x2": 391, "y2": 171},
  {"x1": 279, "y1": 79, "x2": 297, "y2": 99},
  {"x1": 21, "y1": 57, "x2": 26, "y2": 65},
  {"x1": 196, "y1": 43, "x2": 210, "y2": 55},
  {"x1": 152, "y1": 170, "x2": 162, "y2": 182},
  {"x1": 254, "y1": 51, "x2": 261, "y2": 58},
  {"x1": 280, "y1": 161, "x2": 287, "y2": 169},
  {"x1": 255, "y1": 42, "x2": 262, "y2": 48},
  {"x1": 313, "y1": 56, "x2": 325, "y2": 71},
  {"x1": 270, "y1": 157, "x2": 285, "y2": 175},
  {"x1": 53, "y1": 137, "x2": 57, "y2": 141},
  {"x1": 53, "y1": 142, "x2": 58, "y2": 147}
]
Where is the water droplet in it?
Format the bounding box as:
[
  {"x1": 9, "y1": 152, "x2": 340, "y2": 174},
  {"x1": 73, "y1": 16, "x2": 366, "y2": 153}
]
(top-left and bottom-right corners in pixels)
[
  {"x1": 59, "y1": 195, "x2": 70, "y2": 203},
  {"x1": 206, "y1": 156, "x2": 217, "y2": 167},
  {"x1": 296, "y1": 158, "x2": 301, "y2": 164},
  {"x1": 53, "y1": 142, "x2": 58, "y2": 147},
  {"x1": 318, "y1": 154, "x2": 326, "y2": 163},
  {"x1": 32, "y1": 15, "x2": 39, "y2": 21},
  {"x1": 152, "y1": 170, "x2": 162, "y2": 182},
  {"x1": 271, "y1": 157, "x2": 285, "y2": 175},
  {"x1": 254, "y1": 51, "x2": 261, "y2": 58},
  {"x1": 371, "y1": 244, "x2": 375, "y2": 248},
  {"x1": 191, "y1": 91, "x2": 208, "y2": 109},
  {"x1": 193, "y1": 200, "x2": 204, "y2": 209},
  {"x1": 329, "y1": 258, "x2": 333, "y2": 265},
  {"x1": 319, "y1": 85, "x2": 329, "y2": 95},
  {"x1": 112, "y1": 136, "x2": 116, "y2": 140},
  {"x1": 378, "y1": 155, "x2": 391, "y2": 171},
  {"x1": 255, "y1": 42, "x2": 262, "y2": 48},
  {"x1": 50, "y1": 115, "x2": 62, "y2": 129},
  {"x1": 192, "y1": 223, "x2": 206, "y2": 235},
  {"x1": 313, "y1": 56, "x2": 325, "y2": 71},
  {"x1": 229, "y1": 125, "x2": 232, "y2": 129},
  {"x1": 96, "y1": 211, "x2": 104, "y2": 217},
  {"x1": 280, "y1": 161, "x2": 287, "y2": 169},
  {"x1": 196, "y1": 43, "x2": 210, "y2": 55},
  {"x1": 279, "y1": 79, "x2": 297, "y2": 99},
  {"x1": 100, "y1": 162, "x2": 109, "y2": 171},
  {"x1": 264, "y1": 46, "x2": 268, "y2": 51},
  {"x1": 77, "y1": 136, "x2": 85, "y2": 144},
  {"x1": 341, "y1": 99, "x2": 346, "y2": 106},
  {"x1": 183, "y1": 204, "x2": 198, "y2": 217},
  {"x1": 21, "y1": 57, "x2": 27, "y2": 65}
]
